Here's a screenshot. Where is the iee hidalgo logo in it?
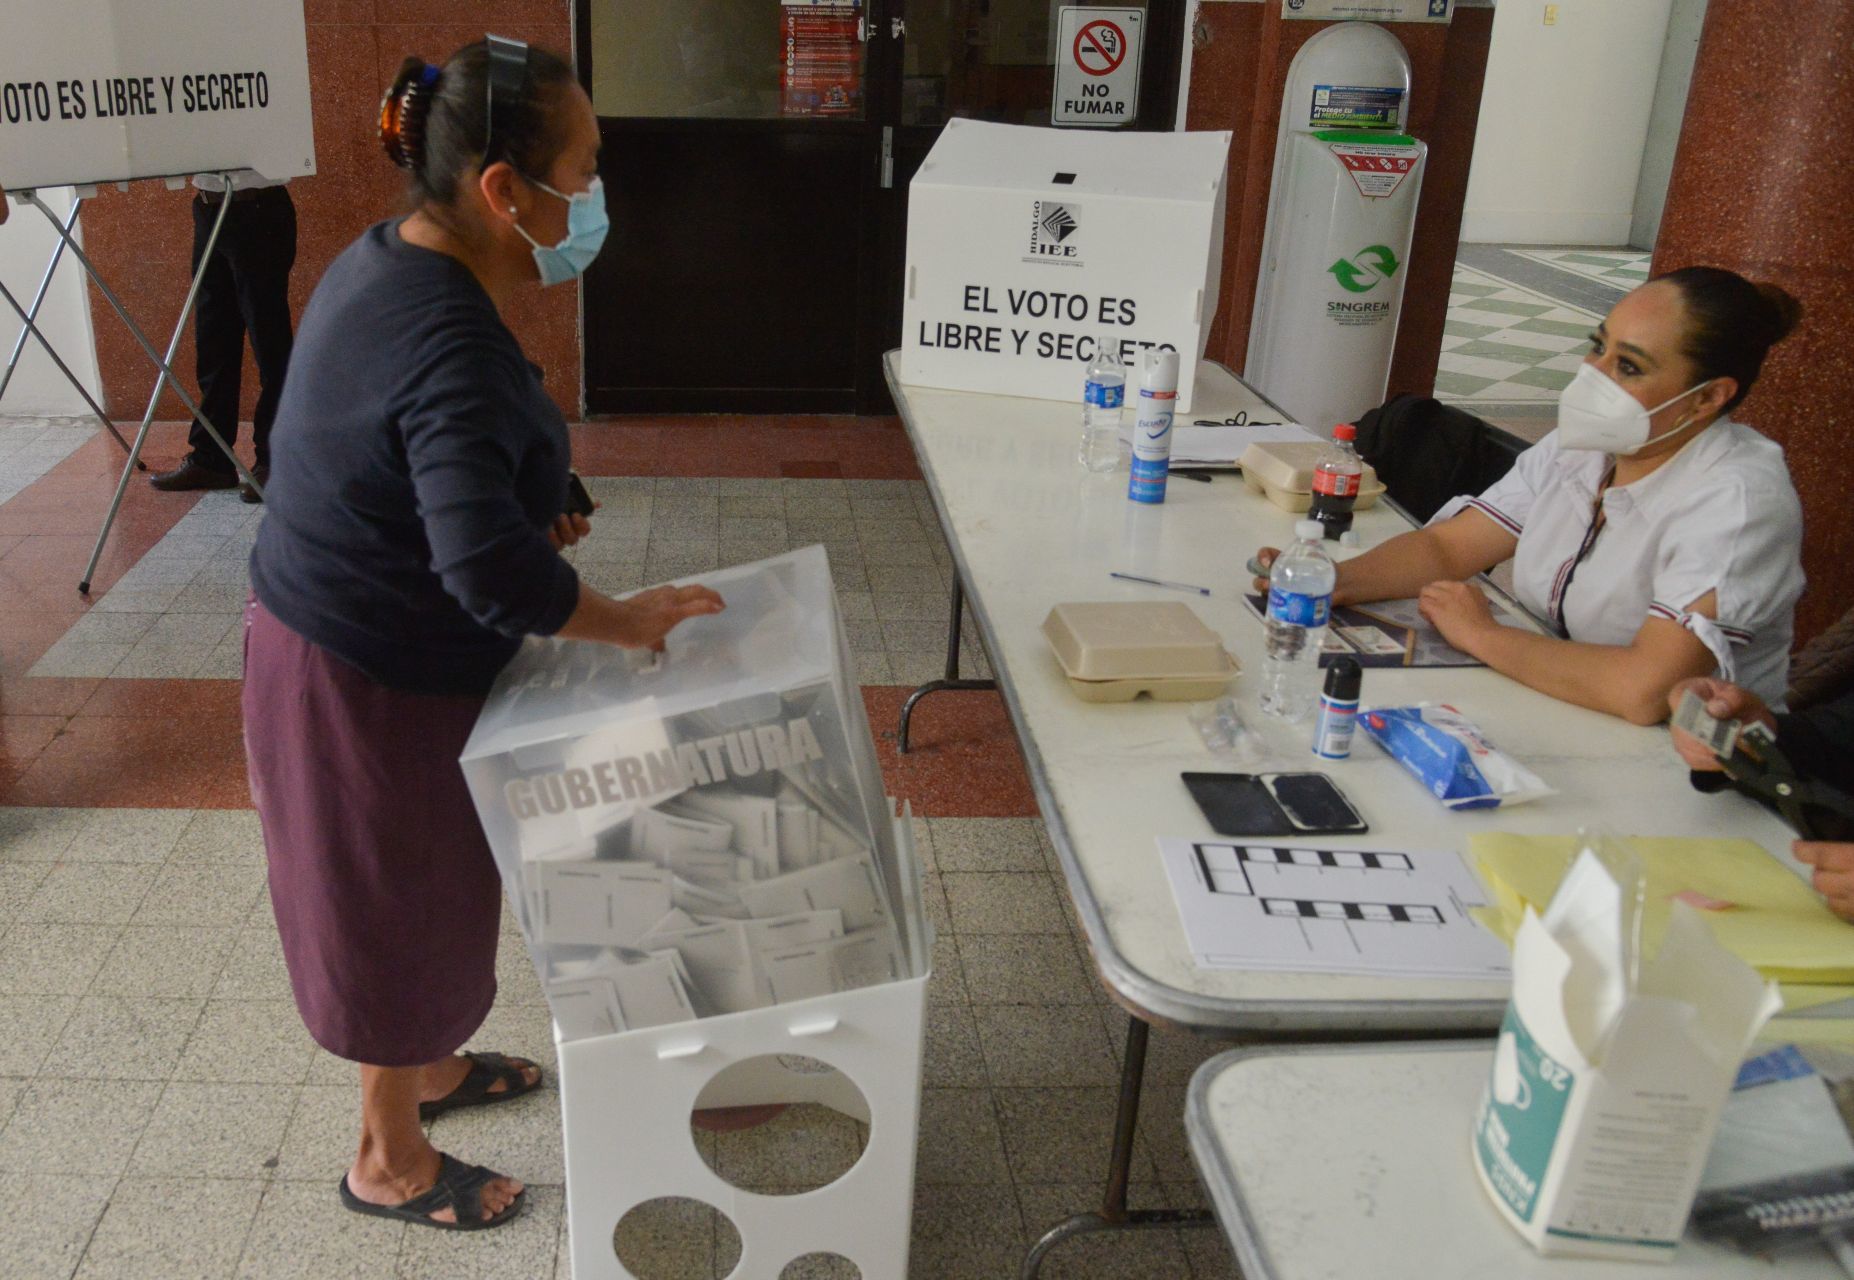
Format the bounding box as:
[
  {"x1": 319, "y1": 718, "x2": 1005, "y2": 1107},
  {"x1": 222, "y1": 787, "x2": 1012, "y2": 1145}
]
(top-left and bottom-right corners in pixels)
[{"x1": 1026, "y1": 201, "x2": 1082, "y2": 264}]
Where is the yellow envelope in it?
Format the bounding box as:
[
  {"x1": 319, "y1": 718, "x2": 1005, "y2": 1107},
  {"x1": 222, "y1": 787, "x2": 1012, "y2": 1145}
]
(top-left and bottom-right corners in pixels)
[{"x1": 1470, "y1": 834, "x2": 1854, "y2": 985}]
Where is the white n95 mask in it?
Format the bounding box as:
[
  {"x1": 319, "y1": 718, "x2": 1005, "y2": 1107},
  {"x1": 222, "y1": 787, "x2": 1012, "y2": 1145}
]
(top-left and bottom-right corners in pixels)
[{"x1": 1555, "y1": 362, "x2": 1714, "y2": 456}]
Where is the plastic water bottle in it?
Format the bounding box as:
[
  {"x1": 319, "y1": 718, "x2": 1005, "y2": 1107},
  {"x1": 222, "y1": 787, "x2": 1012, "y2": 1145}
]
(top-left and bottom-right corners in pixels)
[
  {"x1": 1077, "y1": 334, "x2": 1126, "y2": 473},
  {"x1": 1127, "y1": 347, "x2": 1179, "y2": 504},
  {"x1": 1260, "y1": 520, "x2": 1336, "y2": 723},
  {"x1": 1308, "y1": 423, "x2": 1364, "y2": 541}
]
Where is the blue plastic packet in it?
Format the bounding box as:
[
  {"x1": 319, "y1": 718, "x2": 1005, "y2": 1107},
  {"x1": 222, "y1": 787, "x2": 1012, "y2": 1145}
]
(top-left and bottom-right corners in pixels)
[{"x1": 1358, "y1": 703, "x2": 1552, "y2": 810}]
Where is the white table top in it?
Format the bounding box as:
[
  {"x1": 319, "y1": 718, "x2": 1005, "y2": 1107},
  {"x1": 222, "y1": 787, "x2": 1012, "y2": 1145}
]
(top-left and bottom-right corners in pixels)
[
  {"x1": 1186, "y1": 1044, "x2": 1841, "y2": 1279},
  {"x1": 885, "y1": 353, "x2": 1802, "y2": 1033}
]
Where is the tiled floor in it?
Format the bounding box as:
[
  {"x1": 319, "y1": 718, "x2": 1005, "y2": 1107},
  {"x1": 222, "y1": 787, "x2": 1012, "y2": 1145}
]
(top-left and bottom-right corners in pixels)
[
  {"x1": 0, "y1": 414, "x2": 1242, "y2": 1278},
  {"x1": 1508, "y1": 247, "x2": 1651, "y2": 291},
  {"x1": 1435, "y1": 264, "x2": 1600, "y2": 404}
]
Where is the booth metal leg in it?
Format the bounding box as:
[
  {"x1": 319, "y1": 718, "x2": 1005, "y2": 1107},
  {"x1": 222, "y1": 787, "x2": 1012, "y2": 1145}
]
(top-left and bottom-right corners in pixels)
[
  {"x1": 896, "y1": 576, "x2": 997, "y2": 754},
  {"x1": 19, "y1": 184, "x2": 264, "y2": 593},
  {"x1": 0, "y1": 278, "x2": 139, "y2": 465},
  {"x1": 1020, "y1": 1017, "x2": 1215, "y2": 1280}
]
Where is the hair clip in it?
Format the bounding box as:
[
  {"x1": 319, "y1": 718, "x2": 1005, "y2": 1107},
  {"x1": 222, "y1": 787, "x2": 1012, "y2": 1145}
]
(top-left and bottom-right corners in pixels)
[{"x1": 379, "y1": 60, "x2": 441, "y2": 170}]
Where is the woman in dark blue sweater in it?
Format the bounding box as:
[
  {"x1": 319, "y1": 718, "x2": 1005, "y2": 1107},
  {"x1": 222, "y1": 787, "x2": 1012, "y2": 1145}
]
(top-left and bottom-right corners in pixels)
[{"x1": 243, "y1": 39, "x2": 720, "y2": 1232}]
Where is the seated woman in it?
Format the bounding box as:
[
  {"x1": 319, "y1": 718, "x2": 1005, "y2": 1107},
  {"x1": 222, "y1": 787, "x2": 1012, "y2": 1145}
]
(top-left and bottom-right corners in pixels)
[{"x1": 1254, "y1": 267, "x2": 1805, "y2": 725}]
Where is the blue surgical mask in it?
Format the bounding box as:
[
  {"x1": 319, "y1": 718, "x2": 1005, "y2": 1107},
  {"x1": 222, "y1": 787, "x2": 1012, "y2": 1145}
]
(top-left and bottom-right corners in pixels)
[{"x1": 512, "y1": 175, "x2": 608, "y2": 286}]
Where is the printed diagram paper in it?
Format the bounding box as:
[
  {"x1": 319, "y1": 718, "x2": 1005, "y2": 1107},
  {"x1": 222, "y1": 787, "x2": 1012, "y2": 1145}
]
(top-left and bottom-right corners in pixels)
[{"x1": 1157, "y1": 837, "x2": 1511, "y2": 979}]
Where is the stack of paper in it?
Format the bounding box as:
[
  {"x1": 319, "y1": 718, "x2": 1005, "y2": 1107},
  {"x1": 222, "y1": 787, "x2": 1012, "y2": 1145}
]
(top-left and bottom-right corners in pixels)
[{"x1": 1470, "y1": 833, "x2": 1854, "y2": 985}]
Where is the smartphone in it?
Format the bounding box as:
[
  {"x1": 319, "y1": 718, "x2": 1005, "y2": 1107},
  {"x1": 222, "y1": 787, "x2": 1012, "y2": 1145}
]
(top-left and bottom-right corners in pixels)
[
  {"x1": 1181, "y1": 771, "x2": 1368, "y2": 837},
  {"x1": 565, "y1": 471, "x2": 595, "y2": 518}
]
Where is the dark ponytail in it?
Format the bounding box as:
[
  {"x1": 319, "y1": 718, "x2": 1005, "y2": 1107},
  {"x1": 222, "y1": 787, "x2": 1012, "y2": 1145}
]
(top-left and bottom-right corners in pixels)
[
  {"x1": 377, "y1": 40, "x2": 577, "y2": 207},
  {"x1": 1654, "y1": 266, "x2": 1804, "y2": 413}
]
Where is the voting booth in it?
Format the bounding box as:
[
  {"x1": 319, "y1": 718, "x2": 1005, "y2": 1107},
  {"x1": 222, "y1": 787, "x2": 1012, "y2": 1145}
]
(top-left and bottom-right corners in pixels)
[
  {"x1": 900, "y1": 119, "x2": 1231, "y2": 412},
  {"x1": 461, "y1": 546, "x2": 931, "y2": 1280}
]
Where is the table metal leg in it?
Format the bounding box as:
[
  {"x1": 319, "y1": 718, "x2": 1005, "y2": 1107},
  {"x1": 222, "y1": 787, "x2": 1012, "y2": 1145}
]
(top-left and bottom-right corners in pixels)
[
  {"x1": 1020, "y1": 1016, "x2": 1215, "y2": 1280},
  {"x1": 897, "y1": 577, "x2": 998, "y2": 754}
]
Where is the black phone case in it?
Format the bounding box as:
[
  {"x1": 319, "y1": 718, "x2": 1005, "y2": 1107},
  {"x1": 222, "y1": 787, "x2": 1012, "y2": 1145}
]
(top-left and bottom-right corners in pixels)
[
  {"x1": 565, "y1": 471, "x2": 595, "y2": 518},
  {"x1": 1181, "y1": 772, "x2": 1368, "y2": 837}
]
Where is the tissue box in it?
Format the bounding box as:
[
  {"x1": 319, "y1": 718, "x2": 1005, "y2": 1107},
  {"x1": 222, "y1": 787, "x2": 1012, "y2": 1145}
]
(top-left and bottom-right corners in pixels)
[
  {"x1": 1472, "y1": 852, "x2": 1781, "y2": 1260},
  {"x1": 460, "y1": 546, "x2": 926, "y2": 1043}
]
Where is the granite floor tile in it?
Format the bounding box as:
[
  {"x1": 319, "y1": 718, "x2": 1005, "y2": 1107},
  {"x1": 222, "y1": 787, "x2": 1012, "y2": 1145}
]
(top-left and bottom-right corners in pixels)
[
  {"x1": 907, "y1": 1183, "x2": 1025, "y2": 1280},
  {"x1": 926, "y1": 935, "x2": 965, "y2": 1006},
  {"x1": 45, "y1": 996, "x2": 204, "y2": 1081},
  {"x1": 75, "y1": 1175, "x2": 263, "y2": 1280},
  {"x1": 0, "y1": 807, "x2": 88, "y2": 862},
  {"x1": 922, "y1": 1004, "x2": 987, "y2": 1088},
  {"x1": 959, "y1": 934, "x2": 1097, "y2": 1005},
  {"x1": 129, "y1": 1081, "x2": 298, "y2": 1179},
  {"x1": 914, "y1": 1087, "x2": 1009, "y2": 1184},
  {"x1": 0, "y1": 1077, "x2": 162, "y2": 1176},
  {"x1": 0, "y1": 1172, "x2": 115, "y2": 1280},
  {"x1": 171, "y1": 809, "x2": 264, "y2": 863},
  {"x1": 426, "y1": 1085, "x2": 565, "y2": 1188},
  {"x1": 175, "y1": 999, "x2": 319, "y2": 1085},
  {"x1": 24, "y1": 863, "x2": 153, "y2": 925},
  {"x1": 610, "y1": 1193, "x2": 735, "y2": 1280},
  {"x1": 993, "y1": 1087, "x2": 1157, "y2": 1185},
  {"x1": 236, "y1": 1177, "x2": 407, "y2": 1279},
  {"x1": 929, "y1": 818, "x2": 1047, "y2": 872},
  {"x1": 68, "y1": 807, "x2": 194, "y2": 863},
  {"x1": 210, "y1": 928, "x2": 294, "y2": 1001},
  {"x1": 973, "y1": 1005, "x2": 1119, "y2": 1088},
  {"x1": 0, "y1": 863, "x2": 53, "y2": 923},
  {"x1": 271, "y1": 1084, "x2": 357, "y2": 1182},
  {"x1": 942, "y1": 873, "x2": 1069, "y2": 934},
  {"x1": 0, "y1": 994, "x2": 78, "y2": 1075},
  {"x1": 0, "y1": 923, "x2": 122, "y2": 995},
  {"x1": 132, "y1": 863, "x2": 265, "y2": 927}
]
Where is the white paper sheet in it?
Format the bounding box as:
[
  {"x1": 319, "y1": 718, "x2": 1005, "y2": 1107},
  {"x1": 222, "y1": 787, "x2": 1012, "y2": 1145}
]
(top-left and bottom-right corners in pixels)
[
  {"x1": 740, "y1": 855, "x2": 888, "y2": 931},
  {"x1": 1156, "y1": 837, "x2": 1512, "y2": 980},
  {"x1": 527, "y1": 860, "x2": 675, "y2": 948}
]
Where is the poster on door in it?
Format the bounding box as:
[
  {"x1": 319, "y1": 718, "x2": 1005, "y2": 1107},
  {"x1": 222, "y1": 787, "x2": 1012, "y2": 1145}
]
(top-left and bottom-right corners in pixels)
[
  {"x1": 781, "y1": 0, "x2": 864, "y2": 117},
  {"x1": 1052, "y1": 7, "x2": 1144, "y2": 128}
]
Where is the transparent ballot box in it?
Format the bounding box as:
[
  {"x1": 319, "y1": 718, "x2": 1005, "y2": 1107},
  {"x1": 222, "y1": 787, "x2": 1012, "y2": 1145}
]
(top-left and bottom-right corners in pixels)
[{"x1": 460, "y1": 546, "x2": 928, "y2": 1043}]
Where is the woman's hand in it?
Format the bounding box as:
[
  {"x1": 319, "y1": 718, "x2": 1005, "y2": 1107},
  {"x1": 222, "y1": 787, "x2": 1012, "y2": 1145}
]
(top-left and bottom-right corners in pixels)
[
  {"x1": 1249, "y1": 548, "x2": 1279, "y2": 594},
  {"x1": 1796, "y1": 842, "x2": 1854, "y2": 923},
  {"x1": 1417, "y1": 580, "x2": 1499, "y2": 653},
  {"x1": 612, "y1": 584, "x2": 726, "y2": 652},
  {"x1": 1664, "y1": 677, "x2": 1775, "y2": 771}
]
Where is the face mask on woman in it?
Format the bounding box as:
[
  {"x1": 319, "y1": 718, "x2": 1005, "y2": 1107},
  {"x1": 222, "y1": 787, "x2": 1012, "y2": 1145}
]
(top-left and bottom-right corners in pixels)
[
  {"x1": 511, "y1": 176, "x2": 609, "y2": 286},
  {"x1": 1555, "y1": 362, "x2": 1716, "y2": 456}
]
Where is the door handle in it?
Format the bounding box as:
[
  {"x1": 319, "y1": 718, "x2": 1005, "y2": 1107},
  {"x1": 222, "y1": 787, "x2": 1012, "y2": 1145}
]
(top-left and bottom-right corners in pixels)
[
  {"x1": 857, "y1": 15, "x2": 868, "y2": 42},
  {"x1": 891, "y1": 17, "x2": 907, "y2": 39}
]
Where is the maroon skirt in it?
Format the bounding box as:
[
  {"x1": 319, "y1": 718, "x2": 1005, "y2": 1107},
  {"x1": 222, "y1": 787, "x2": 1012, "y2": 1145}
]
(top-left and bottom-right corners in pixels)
[{"x1": 242, "y1": 597, "x2": 503, "y2": 1066}]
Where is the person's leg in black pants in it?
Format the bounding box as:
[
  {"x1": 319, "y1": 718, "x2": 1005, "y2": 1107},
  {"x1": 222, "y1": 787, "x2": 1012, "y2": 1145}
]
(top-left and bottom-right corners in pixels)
[
  {"x1": 226, "y1": 188, "x2": 297, "y2": 477},
  {"x1": 183, "y1": 194, "x2": 247, "y2": 479}
]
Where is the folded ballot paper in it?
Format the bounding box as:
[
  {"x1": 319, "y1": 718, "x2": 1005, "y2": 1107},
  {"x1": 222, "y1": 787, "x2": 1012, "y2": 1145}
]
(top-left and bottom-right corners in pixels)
[
  {"x1": 460, "y1": 546, "x2": 928, "y2": 1043},
  {"x1": 1473, "y1": 845, "x2": 1782, "y2": 1260}
]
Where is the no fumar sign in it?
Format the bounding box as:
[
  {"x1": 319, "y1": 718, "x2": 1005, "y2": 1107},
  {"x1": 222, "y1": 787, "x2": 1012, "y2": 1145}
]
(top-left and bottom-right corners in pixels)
[{"x1": 1053, "y1": 7, "x2": 1142, "y2": 128}]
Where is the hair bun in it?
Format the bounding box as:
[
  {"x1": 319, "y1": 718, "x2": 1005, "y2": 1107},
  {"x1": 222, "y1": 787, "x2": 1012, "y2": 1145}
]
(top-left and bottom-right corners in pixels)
[
  {"x1": 1754, "y1": 281, "x2": 1804, "y2": 344},
  {"x1": 379, "y1": 58, "x2": 441, "y2": 170}
]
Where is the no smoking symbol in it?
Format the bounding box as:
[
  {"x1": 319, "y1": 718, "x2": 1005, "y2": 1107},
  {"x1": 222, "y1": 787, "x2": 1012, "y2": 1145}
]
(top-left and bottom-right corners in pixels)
[{"x1": 1073, "y1": 20, "x2": 1126, "y2": 76}]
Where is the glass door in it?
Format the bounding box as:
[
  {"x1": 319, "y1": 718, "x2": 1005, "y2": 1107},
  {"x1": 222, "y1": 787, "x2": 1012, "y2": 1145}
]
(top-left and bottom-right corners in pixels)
[{"x1": 576, "y1": 1, "x2": 1183, "y2": 415}]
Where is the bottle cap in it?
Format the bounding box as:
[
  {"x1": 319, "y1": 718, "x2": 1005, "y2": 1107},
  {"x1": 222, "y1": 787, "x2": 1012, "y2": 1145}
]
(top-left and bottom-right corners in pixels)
[
  {"x1": 1294, "y1": 518, "x2": 1323, "y2": 542},
  {"x1": 1324, "y1": 655, "x2": 1362, "y2": 700},
  {"x1": 1142, "y1": 347, "x2": 1181, "y2": 387},
  {"x1": 1333, "y1": 423, "x2": 1357, "y2": 441}
]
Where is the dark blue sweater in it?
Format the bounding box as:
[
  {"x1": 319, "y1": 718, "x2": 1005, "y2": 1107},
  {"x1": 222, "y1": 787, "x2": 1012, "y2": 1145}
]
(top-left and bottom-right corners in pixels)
[{"x1": 250, "y1": 221, "x2": 580, "y2": 695}]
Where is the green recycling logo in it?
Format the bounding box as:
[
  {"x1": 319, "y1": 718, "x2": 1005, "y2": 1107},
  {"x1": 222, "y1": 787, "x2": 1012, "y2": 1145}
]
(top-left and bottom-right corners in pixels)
[{"x1": 1328, "y1": 244, "x2": 1400, "y2": 293}]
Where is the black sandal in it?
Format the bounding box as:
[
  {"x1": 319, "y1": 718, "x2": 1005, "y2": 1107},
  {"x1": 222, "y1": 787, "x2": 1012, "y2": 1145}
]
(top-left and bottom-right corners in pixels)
[
  {"x1": 338, "y1": 1153, "x2": 525, "y2": 1231},
  {"x1": 418, "y1": 1051, "x2": 543, "y2": 1121}
]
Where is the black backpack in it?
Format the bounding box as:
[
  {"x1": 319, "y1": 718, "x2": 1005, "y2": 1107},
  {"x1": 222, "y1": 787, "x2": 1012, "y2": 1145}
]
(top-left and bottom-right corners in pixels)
[{"x1": 1353, "y1": 394, "x2": 1525, "y2": 524}]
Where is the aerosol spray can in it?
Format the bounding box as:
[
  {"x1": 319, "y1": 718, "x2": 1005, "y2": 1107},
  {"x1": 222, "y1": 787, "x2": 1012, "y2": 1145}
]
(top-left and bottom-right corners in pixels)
[
  {"x1": 1127, "y1": 347, "x2": 1179, "y2": 505},
  {"x1": 1312, "y1": 656, "x2": 1362, "y2": 760}
]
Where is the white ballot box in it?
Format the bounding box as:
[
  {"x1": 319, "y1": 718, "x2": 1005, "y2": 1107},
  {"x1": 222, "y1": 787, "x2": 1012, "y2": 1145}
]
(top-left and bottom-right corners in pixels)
[
  {"x1": 900, "y1": 118, "x2": 1231, "y2": 412},
  {"x1": 462, "y1": 546, "x2": 931, "y2": 1279}
]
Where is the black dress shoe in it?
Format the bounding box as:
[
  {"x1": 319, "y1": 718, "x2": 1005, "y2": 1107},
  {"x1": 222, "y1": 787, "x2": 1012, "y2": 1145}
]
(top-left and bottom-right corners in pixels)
[
  {"x1": 149, "y1": 459, "x2": 238, "y2": 492},
  {"x1": 239, "y1": 466, "x2": 270, "y2": 504}
]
